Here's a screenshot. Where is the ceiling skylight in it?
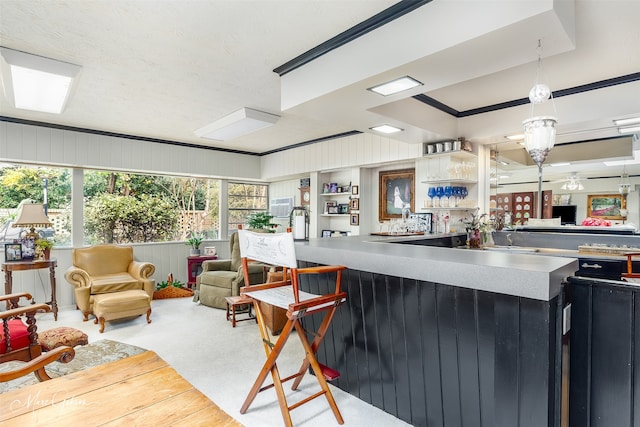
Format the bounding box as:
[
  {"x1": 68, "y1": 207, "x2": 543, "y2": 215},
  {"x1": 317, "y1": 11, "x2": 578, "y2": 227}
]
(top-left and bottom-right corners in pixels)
[{"x1": 0, "y1": 47, "x2": 80, "y2": 114}]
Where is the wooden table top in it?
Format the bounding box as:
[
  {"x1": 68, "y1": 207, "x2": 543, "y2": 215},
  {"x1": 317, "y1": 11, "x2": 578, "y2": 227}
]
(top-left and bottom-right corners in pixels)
[{"x1": 1, "y1": 350, "x2": 242, "y2": 426}]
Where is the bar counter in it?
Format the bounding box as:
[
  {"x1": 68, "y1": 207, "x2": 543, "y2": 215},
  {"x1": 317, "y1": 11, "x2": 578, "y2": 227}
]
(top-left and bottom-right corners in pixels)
[{"x1": 295, "y1": 233, "x2": 576, "y2": 427}]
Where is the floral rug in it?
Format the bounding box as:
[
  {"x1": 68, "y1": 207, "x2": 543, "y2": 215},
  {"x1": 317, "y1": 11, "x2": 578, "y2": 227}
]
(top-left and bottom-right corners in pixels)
[{"x1": 0, "y1": 339, "x2": 146, "y2": 394}]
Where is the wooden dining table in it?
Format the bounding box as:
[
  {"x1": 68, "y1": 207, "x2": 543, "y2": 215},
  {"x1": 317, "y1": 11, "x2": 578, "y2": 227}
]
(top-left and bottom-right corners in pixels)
[{"x1": 1, "y1": 350, "x2": 242, "y2": 426}]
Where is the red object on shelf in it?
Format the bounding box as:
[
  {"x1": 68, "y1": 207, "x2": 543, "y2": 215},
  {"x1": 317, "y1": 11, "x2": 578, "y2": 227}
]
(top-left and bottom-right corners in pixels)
[{"x1": 187, "y1": 255, "x2": 217, "y2": 288}]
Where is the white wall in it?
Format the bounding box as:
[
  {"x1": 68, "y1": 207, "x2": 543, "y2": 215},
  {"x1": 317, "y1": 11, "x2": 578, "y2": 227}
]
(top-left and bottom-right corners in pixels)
[{"x1": 0, "y1": 121, "x2": 261, "y2": 180}]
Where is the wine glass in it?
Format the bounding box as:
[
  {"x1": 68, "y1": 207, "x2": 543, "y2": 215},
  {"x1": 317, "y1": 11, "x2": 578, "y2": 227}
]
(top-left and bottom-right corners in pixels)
[
  {"x1": 427, "y1": 187, "x2": 436, "y2": 208},
  {"x1": 436, "y1": 186, "x2": 445, "y2": 207},
  {"x1": 444, "y1": 186, "x2": 452, "y2": 208}
]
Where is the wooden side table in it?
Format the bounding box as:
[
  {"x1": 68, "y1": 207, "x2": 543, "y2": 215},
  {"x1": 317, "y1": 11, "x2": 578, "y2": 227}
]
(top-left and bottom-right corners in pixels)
[
  {"x1": 187, "y1": 255, "x2": 218, "y2": 288},
  {"x1": 2, "y1": 258, "x2": 58, "y2": 320}
]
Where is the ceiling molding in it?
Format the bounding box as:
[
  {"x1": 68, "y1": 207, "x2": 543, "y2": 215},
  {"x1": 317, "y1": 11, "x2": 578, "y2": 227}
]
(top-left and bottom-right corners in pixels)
[
  {"x1": 414, "y1": 72, "x2": 640, "y2": 118},
  {"x1": 273, "y1": 0, "x2": 431, "y2": 76}
]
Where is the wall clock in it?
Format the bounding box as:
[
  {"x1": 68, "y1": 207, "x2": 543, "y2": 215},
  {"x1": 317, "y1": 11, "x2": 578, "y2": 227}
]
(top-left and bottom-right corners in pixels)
[{"x1": 300, "y1": 187, "x2": 310, "y2": 206}]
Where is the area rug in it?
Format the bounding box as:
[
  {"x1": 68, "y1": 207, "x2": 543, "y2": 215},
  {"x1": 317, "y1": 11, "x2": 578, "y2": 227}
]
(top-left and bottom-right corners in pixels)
[{"x1": 0, "y1": 339, "x2": 146, "y2": 394}]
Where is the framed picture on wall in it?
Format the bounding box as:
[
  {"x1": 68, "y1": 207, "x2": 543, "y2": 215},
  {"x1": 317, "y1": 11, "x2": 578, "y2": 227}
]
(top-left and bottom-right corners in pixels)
[
  {"x1": 378, "y1": 168, "x2": 415, "y2": 221},
  {"x1": 587, "y1": 194, "x2": 624, "y2": 220},
  {"x1": 350, "y1": 213, "x2": 359, "y2": 226},
  {"x1": 349, "y1": 198, "x2": 359, "y2": 210}
]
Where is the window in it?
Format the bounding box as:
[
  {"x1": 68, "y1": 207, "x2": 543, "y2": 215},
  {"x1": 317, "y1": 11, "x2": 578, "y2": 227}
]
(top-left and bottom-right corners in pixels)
[
  {"x1": 227, "y1": 182, "x2": 269, "y2": 237},
  {"x1": 0, "y1": 164, "x2": 72, "y2": 246},
  {"x1": 83, "y1": 170, "x2": 220, "y2": 244}
]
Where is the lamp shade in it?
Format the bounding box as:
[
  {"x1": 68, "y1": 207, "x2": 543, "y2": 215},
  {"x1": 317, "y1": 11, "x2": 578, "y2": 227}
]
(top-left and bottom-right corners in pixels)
[
  {"x1": 12, "y1": 203, "x2": 52, "y2": 239},
  {"x1": 523, "y1": 116, "x2": 557, "y2": 166}
]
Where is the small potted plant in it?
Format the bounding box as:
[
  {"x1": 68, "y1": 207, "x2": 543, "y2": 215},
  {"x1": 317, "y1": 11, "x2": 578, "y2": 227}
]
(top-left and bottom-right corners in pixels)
[
  {"x1": 185, "y1": 231, "x2": 204, "y2": 255},
  {"x1": 247, "y1": 212, "x2": 277, "y2": 233},
  {"x1": 34, "y1": 238, "x2": 54, "y2": 260},
  {"x1": 153, "y1": 274, "x2": 193, "y2": 299}
]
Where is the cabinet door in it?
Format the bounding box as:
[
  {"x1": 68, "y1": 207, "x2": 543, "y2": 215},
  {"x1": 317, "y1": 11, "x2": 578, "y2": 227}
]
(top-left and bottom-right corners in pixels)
[{"x1": 512, "y1": 192, "x2": 535, "y2": 224}]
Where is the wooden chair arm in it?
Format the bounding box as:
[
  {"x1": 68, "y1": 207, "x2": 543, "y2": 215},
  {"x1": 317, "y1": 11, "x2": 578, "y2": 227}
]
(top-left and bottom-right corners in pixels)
[
  {"x1": 241, "y1": 280, "x2": 290, "y2": 295},
  {"x1": 0, "y1": 292, "x2": 33, "y2": 303},
  {"x1": 0, "y1": 303, "x2": 51, "y2": 320},
  {"x1": 288, "y1": 291, "x2": 348, "y2": 319},
  {"x1": 297, "y1": 265, "x2": 347, "y2": 275},
  {"x1": 0, "y1": 345, "x2": 75, "y2": 382}
]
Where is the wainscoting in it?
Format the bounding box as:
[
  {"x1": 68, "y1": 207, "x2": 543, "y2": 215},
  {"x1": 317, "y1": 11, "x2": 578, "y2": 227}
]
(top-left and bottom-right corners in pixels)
[{"x1": 299, "y1": 265, "x2": 565, "y2": 427}]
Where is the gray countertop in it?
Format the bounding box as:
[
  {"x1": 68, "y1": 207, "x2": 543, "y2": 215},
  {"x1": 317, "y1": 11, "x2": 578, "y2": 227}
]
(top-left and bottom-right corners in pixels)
[{"x1": 295, "y1": 233, "x2": 578, "y2": 301}]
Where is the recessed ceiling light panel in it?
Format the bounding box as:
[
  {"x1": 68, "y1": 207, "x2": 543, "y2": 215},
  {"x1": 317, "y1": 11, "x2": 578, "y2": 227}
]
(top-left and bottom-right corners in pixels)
[
  {"x1": 613, "y1": 117, "x2": 640, "y2": 126},
  {"x1": 195, "y1": 107, "x2": 280, "y2": 141},
  {"x1": 370, "y1": 124, "x2": 403, "y2": 134},
  {"x1": 618, "y1": 125, "x2": 640, "y2": 134},
  {"x1": 0, "y1": 47, "x2": 80, "y2": 114},
  {"x1": 368, "y1": 76, "x2": 422, "y2": 96}
]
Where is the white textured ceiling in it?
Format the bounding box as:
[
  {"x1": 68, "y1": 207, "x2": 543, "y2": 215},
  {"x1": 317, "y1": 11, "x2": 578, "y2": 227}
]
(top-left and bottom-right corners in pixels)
[{"x1": 0, "y1": 0, "x2": 639, "y2": 185}]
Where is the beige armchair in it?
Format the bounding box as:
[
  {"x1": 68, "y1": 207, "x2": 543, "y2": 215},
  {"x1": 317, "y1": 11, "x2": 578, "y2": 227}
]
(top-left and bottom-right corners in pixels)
[
  {"x1": 194, "y1": 231, "x2": 264, "y2": 309},
  {"x1": 64, "y1": 244, "x2": 155, "y2": 321}
]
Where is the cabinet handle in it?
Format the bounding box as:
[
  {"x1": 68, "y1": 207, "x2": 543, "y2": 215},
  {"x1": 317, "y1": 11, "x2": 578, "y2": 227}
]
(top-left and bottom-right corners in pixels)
[{"x1": 581, "y1": 262, "x2": 603, "y2": 269}]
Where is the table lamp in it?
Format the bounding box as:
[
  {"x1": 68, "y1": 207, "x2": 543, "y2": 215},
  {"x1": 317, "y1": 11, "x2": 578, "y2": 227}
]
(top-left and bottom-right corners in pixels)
[{"x1": 12, "y1": 203, "x2": 52, "y2": 240}]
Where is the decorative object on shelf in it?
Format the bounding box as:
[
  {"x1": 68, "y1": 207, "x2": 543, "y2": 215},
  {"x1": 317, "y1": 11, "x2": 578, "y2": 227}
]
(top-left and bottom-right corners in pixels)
[
  {"x1": 351, "y1": 185, "x2": 359, "y2": 195},
  {"x1": 619, "y1": 165, "x2": 631, "y2": 221},
  {"x1": 321, "y1": 229, "x2": 332, "y2": 238},
  {"x1": 587, "y1": 194, "x2": 624, "y2": 220},
  {"x1": 338, "y1": 204, "x2": 349, "y2": 214},
  {"x1": 349, "y1": 198, "x2": 359, "y2": 210},
  {"x1": 299, "y1": 186, "x2": 310, "y2": 206},
  {"x1": 204, "y1": 246, "x2": 216, "y2": 256},
  {"x1": 350, "y1": 213, "x2": 359, "y2": 226},
  {"x1": 35, "y1": 237, "x2": 53, "y2": 260},
  {"x1": 4, "y1": 242, "x2": 22, "y2": 262},
  {"x1": 185, "y1": 230, "x2": 204, "y2": 255},
  {"x1": 322, "y1": 183, "x2": 330, "y2": 193},
  {"x1": 522, "y1": 40, "x2": 557, "y2": 219},
  {"x1": 329, "y1": 182, "x2": 338, "y2": 193},
  {"x1": 20, "y1": 237, "x2": 35, "y2": 259},
  {"x1": 289, "y1": 206, "x2": 309, "y2": 240},
  {"x1": 324, "y1": 200, "x2": 337, "y2": 214},
  {"x1": 378, "y1": 168, "x2": 415, "y2": 221}
]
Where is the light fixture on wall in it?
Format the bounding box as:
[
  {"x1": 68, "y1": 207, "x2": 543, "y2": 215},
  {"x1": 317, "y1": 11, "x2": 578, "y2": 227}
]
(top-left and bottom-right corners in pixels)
[
  {"x1": 12, "y1": 202, "x2": 52, "y2": 240},
  {"x1": 0, "y1": 47, "x2": 81, "y2": 114},
  {"x1": 522, "y1": 40, "x2": 558, "y2": 218},
  {"x1": 195, "y1": 107, "x2": 280, "y2": 141}
]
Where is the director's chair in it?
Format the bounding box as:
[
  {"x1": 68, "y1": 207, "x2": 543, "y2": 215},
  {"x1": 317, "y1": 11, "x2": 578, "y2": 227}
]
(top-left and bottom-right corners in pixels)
[{"x1": 238, "y1": 229, "x2": 347, "y2": 426}]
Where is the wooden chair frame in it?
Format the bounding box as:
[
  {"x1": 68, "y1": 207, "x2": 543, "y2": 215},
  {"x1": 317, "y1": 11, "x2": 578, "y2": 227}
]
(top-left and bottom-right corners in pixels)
[
  {"x1": 0, "y1": 292, "x2": 75, "y2": 382},
  {"x1": 622, "y1": 253, "x2": 640, "y2": 281},
  {"x1": 238, "y1": 229, "x2": 347, "y2": 426}
]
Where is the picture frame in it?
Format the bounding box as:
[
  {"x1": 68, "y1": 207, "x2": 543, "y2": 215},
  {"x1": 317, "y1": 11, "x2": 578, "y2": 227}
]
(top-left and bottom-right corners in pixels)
[
  {"x1": 351, "y1": 185, "x2": 359, "y2": 195},
  {"x1": 350, "y1": 213, "x2": 360, "y2": 226},
  {"x1": 4, "y1": 243, "x2": 22, "y2": 262},
  {"x1": 321, "y1": 229, "x2": 333, "y2": 238},
  {"x1": 378, "y1": 168, "x2": 415, "y2": 221},
  {"x1": 338, "y1": 203, "x2": 349, "y2": 214},
  {"x1": 587, "y1": 194, "x2": 625, "y2": 220},
  {"x1": 349, "y1": 198, "x2": 359, "y2": 210},
  {"x1": 20, "y1": 237, "x2": 35, "y2": 260},
  {"x1": 328, "y1": 206, "x2": 339, "y2": 214},
  {"x1": 324, "y1": 200, "x2": 337, "y2": 214},
  {"x1": 204, "y1": 246, "x2": 217, "y2": 256}
]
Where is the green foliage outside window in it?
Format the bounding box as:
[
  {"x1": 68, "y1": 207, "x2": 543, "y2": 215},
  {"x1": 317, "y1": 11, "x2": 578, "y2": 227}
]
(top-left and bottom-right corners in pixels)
[{"x1": 84, "y1": 193, "x2": 178, "y2": 244}]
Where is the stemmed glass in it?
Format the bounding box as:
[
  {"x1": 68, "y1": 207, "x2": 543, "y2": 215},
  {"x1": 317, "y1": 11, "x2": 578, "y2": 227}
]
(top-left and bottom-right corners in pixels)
[
  {"x1": 444, "y1": 186, "x2": 452, "y2": 208},
  {"x1": 436, "y1": 186, "x2": 445, "y2": 207},
  {"x1": 427, "y1": 187, "x2": 436, "y2": 208}
]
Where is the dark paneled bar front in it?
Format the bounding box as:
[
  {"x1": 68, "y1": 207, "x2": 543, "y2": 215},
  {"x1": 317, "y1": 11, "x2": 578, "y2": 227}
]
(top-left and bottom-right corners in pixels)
[{"x1": 296, "y1": 235, "x2": 575, "y2": 427}]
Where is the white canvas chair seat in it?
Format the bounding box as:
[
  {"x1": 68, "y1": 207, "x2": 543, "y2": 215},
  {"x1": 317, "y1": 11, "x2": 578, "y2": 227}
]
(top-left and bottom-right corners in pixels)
[{"x1": 238, "y1": 229, "x2": 347, "y2": 426}]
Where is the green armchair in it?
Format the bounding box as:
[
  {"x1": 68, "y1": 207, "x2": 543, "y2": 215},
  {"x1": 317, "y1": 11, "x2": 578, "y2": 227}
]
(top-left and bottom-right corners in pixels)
[{"x1": 194, "y1": 231, "x2": 264, "y2": 309}]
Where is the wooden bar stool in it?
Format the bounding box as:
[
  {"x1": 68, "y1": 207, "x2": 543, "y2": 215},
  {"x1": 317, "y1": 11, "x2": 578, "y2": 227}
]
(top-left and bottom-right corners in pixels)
[{"x1": 238, "y1": 229, "x2": 347, "y2": 426}]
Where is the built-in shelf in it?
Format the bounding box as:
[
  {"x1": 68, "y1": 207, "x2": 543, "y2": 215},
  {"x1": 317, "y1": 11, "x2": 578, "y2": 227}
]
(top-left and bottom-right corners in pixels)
[
  {"x1": 421, "y1": 178, "x2": 477, "y2": 185},
  {"x1": 320, "y1": 193, "x2": 351, "y2": 197},
  {"x1": 422, "y1": 149, "x2": 477, "y2": 159},
  {"x1": 420, "y1": 207, "x2": 476, "y2": 211},
  {"x1": 320, "y1": 214, "x2": 350, "y2": 217}
]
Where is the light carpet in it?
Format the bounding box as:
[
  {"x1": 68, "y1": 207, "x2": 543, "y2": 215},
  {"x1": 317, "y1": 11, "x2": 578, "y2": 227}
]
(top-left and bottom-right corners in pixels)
[
  {"x1": 7, "y1": 297, "x2": 411, "y2": 427},
  {"x1": 0, "y1": 339, "x2": 146, "y2": 394}
]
